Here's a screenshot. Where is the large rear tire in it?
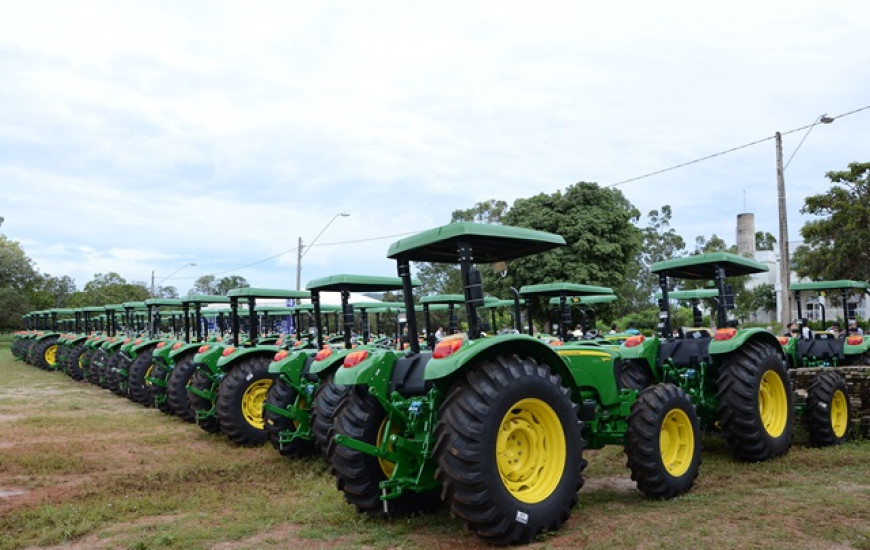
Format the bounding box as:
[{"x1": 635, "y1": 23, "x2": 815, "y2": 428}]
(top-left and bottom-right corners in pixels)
[
  {"x1": 216, "y1": 357, "x2": 274, "y2": 446},
  {"x1": 331, "y1": 386, "x2": 441, "y2": 518},
  {"x1": 717, "y1": 341, "x2": 794, "y2": 461},
  {"x1": 625, "y1": 383, "x2": 701, "y2": 498},
  {"x1": 188, "y1": 370, "x2": 221, "y2": 433},
  {"x1": 311, "y1": 371, "x2": 350, "y2": 457},
  {"x1": 264, "y1": 377, "x2": 315, "y2": 457},
  {"x1": 127, "y1": 349, "x2": 155, "y2": 406},
  {"x1": 34, "y1": 337, "x2": 59, "y2": 370},
  {"x1": 433, "y1": 355, "x2": 585, "y2": 545},
  {"x1": 805, "y1": 371, "x2": 851, "y2": 447},
  {"x1": 166, "y1": 353, "x2": 197, "y2": 422},
  {"x1": 68, "y1": 345, "x2": 87, "y2": 381}
]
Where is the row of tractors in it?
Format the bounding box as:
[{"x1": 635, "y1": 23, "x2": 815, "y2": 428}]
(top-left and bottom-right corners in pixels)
[{"x1": 9, "y1": 221, "x2": 870, "y2": 545}]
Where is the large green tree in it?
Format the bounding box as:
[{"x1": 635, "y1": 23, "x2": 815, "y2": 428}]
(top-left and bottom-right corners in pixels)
[
  {"x1": 68, "y1": 272, "x2": 149, "y2": 306},
  {"x1": 190, "y1": 274, "x2": 250, "y2": 296},
  {"x1": 0, "y1": 217, "x2": 43, "y2": 329},
  {"x1": 792, "y1": 161, "x2": 870, "y2": 281}
]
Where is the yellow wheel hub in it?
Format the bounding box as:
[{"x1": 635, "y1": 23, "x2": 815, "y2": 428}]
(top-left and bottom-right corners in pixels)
[
  {"x1": 376, "y1": 417, "x2": 400, "y2": 478},
  {"x1": 496, "y1": 398, "x2": 566, "y2": 504},
  {"x1": 759, "y1": 370, "x2": 788, "y2": 437},
  {"x1": 45, "y1": 345, "x2": 58, "y2": 365},
  {"x1": 830, "y1": 389, "x2": 849, "y2": 438},
  {"x1": 241, "y1": 379, "x2": 273, "y2": 430},
  {"x1": 144, "y1": 365, "x2": 154, "y2": 387},
  {"x1": 659, "y1": 408, "x2": 694, "y2": 477}
]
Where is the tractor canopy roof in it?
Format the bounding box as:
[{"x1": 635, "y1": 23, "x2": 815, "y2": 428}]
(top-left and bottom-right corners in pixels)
[
  {"x1": 255, "y1": 306, "x2": 295, "y2": 314},
  {"x1": 651, "y1": 252, "x2": 768, "y2": 279},
  {"x1": 226, "y1": 287, "x2": 311, "y2": 300},
  {"x1": 492, "y1": 298, "x2": 527, "y2": 307},
  {"x1": 292, "y1": 303, "x2": 341, "y2": 313},
  {"x1": 790, "y1": 280, "x2": 870, "y2": 292},
  {"x1": 52, "y1": 308, "x2": 75, "y2": 315},
  {"x1": 122, "y1": 301, "x2": 147, "y2": 310},
  {"x1": 420, "y1": 293, "x2": 466, "y2": 305},
  {"x1": 369, "y1": 305, "x2": 405, "y2": 314},
  {"x1": 548, "y1": 294, "x2": 618, "y2": 306},
  {"x1": 351, "y1": 300, "x2": 396, "y2": 310},
  {"x1": 306, "y1": 274, "x2": 418, "y2": 292},
  {"x1": 103, "y1": 304, "x2": 126, "y2": 312},
  {"x1": 414, "y1": 303, "x2": 451, "y2": 312},
  {"x1": 387, "y1": 222, "x2": 566, "y2": 263},
  {"x1": 182, "y1": 294, "x2": 231, "y2": 305},
  {"x1": 83, "y1": 306, "x2": 108, "y2": 313},
  {"x1": 655, "y1": 289, "x2": 720, "y2": 300},
  {"x1": 520, "y1": 282, "x2": 614, "y2": 297},
  {"x1": 144, "y1": 298, "x2": 183, "y2": 307}
]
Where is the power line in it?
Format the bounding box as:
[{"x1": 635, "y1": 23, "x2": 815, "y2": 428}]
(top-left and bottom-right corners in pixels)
[{"x1": 604, "y1": 104, "x2": 870, "y2": 188}]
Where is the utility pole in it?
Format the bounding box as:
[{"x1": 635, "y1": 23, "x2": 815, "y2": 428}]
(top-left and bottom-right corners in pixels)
[
  {"x1": 775, "y1": 131, "x2": 791, "y2": 325},
  {"x1": 151, "y1": 270, "x2": 155, "y2": 298},
  {"x1": 296, "y1": 237, "x2": 304, "y2": 291}
]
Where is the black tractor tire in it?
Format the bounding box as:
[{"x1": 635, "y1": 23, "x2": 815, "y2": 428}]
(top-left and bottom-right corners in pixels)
[
  {"x1": 433, "y1": 355, "x2": 585, "y2": 545},
  {"x1": 717, "y1": 340, "x2": 795, "y2": 462},
  {"x1": 331, "y1": 385, "x2": 442, "y2": 518},
  {"x1": 104, "y1": 352, "x2": 125, "y2": 394},
  {"x1": 216, "y1": 357, "x2": 274, "y2": 446},
  {"x1": 166, "y1": 353, "x2": 197, "y2": 422},
  {"x1": 34, "y1": 337, "x2": 60, "y2": 370},
  {"x1": 625, "y1": 383, "x2": 701, "y2": 499},
  {"x1": 617, "y1": 359, "x2": 655, "y2": 390},
  {"x1": 127, "y1": 350, "x2": 155, "y2": 407},
  {"x1": 148, "y1": 363, "x2": 174, "y2": 414},
  {"x1": 68, "y1": 345, "x2": 87, "y2": 381},
  {"x1": 11, "y1": 338, "x2": 25, "y2": 359},
  {"x1": 188, "y1": 369, "x2": 221, "y2": 433},
  {"x1": 805, "y1": 371, "x2": 851, "y2": 447},
  {"x1": 264, "y1": 377, "x2": 315, "y2": 457},
  {"x1": 87, "y1": 349, "x2": 107, "y2": 386},
  {"x1": 311, "y1": 371, "x2": 350, "y2": 457}
]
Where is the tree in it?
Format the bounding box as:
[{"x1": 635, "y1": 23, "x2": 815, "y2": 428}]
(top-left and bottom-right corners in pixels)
[
  {"x1": 68, "y1": 272, "x2": 149, "y2": 306},
  {"x1": 215, "y1": 276, "x2": 249, "y2": 295},
  {"x1": 27, "y1": 274, "x2": 77, "y2": 309},
  {"x1": 192, "y1": 275, "x2": 218, "y2": 295},
  {"x1": 0, "y1": 218, "x2": 43, "y2": 329},
  {"x1": 489, "y1": 182, "x2": 642, "y2": 327},
  {"x1": 617, "y1": 206, "x2": 686, "y2": 315},
  {"x1": 792, "y1": 161, "x2": 870, "y2": 282},
  {"x1": 755, "y1": 231, "x2": 777, "y2": 251}
]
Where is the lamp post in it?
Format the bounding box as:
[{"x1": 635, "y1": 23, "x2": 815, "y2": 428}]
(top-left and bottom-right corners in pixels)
[
  {"x1": 296, "y1": 213, "x2": 350, "y2": 290},
  {"x1": 151, "y1": 262, "x2": 197, "y2": 297},
  {"x1": 776, "y1": 114, "x2": 833, "y2": 325}
]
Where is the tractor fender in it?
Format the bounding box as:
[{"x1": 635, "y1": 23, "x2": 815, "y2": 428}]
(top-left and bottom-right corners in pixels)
[
  {"x1": 424, "y1": 334, "x2": 573, "y2": 390},
  {"x1": 151, "y1": 343, "x2": 173, "y2": 364},
  {"x1": 168, "y1": 342, "x2": 202, "y2": 361},
  {"x1": 843, "y1": 335, "x2": 870, "y2": 355},
  {"x1": 268, "y1": 350, "x2": 318, "y2": 386},
  {"x1": 616, "y1": 336, "x2": 660, "y2": 369},
  {"x1": 132, "y1": 339, "x2": 160, "y2": 355},
  {"x1": 709, "y1": 327, "x2": 786, "y2": 361},
  {"x1": 306, "y1": 349, "x2": 351, "y2": 378},
  {"x1": 216, "y1": 345, "x2": 280, "y2": 372},
  {"x1": 332, "y1": 348, "x2": 401, "y2": 397},
  {"x1": 193, "y1": 345, "x2": 226, "y2": 375},
  {"x1": 69, "y1": 335, "x2": 88, "y2": 346}
]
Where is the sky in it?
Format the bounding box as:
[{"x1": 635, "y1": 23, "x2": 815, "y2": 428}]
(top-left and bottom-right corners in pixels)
[{"x1": 2, "y1": 1, "x2": 868, "y2": 295}]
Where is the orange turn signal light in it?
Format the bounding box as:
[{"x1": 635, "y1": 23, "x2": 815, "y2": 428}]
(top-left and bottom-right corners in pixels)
[
  {"x1": 343, "y1": 350, "x2": 369, "y2": 368},
  {"x1": 273, "y1": 350, "x2": 289, "y2": 362},
  {"x1": 624, "y1": 335, "x2": 645, "y2": 348},
  {"x1": 433, "y1": 338, "x2": 463, "y2": 359},
  {"x1": 197, "y1": 345, "x2": 211, "y2": 354},
  {"x1": 222, "y1": 347, "x2": 236, "y2": 357},
  {"x1": 315, "y1": 346, "x2": 332, "y2": 361},
  {"x1": 714, "y1": 328, "x2": 737, "y2": 341}
]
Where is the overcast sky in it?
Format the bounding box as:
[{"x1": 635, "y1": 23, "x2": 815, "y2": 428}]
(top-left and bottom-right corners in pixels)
[{"x1": 2, "y1": 1, "x2": 868, "y2": 295}]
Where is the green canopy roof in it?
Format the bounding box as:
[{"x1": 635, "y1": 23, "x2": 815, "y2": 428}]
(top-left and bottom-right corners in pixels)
[
  {"x1": 520, "y1": 282, "x2": 613, "y2": 297},
  {"x1": 790, "y1": 280, "x2": 870, "y2": 292},
  {"x1": 122, "y1": 301, "x2": 147, "y2": 310},
  {"x1": 145, "y1": 298, "x2": 183, "y2": 307},
  {"x1": 548, "y1": 294, "x2": 618, "y2": 306},
  {"x1": 387, "y1": 222, "x2": 565, "y2": 263},
  {"x1": 182, "y1": 294, "x2": 231, "y2": 305},
  {"x1": 420, "y1": 294, "x2": 466, "y2": 305},
  {"x1": 651, "y1": 252, "x2": 768, "y2": 278},
  {"x1": 291, "y1": 303, "x2": 341, "y2": 313},
  {"x1": 655, "y1": 289, "x2": 720, "y2": 300},
  {"x1": 226, "y1": 287, "x2": 311, "y2": 299},
  {"x1": 306, "y1": 274, "x2": 418, "y2": 292}
]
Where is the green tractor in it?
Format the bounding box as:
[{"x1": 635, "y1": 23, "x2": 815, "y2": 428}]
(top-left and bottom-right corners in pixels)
[
  {"x1": 263, "y1": 275, "x2": 413, "y2": 458},
  {"x1": 187, "y1": 288, "x2": 309, "y2": 444},
  {"x1": 147, "y1": 295, "x2": 231, "y2": 417},
  {"x1": 616, "y1": 252, "x2": 795, "y2": 461},
  {"x1": 85, "y1": 304, "x2": 127, "y2": 386},
  {"x1": 330, "y1": 222, "x2": 701, "y2": 544},
  {"x1": 783, "y1": 280, "x2": 870, "y2": 443},
  {"x1": 26, "y1": 309, "x2": 68, "y2": 370},
  {"x1": 102, "y1": 302, "x2": 148, "y2": 393}
]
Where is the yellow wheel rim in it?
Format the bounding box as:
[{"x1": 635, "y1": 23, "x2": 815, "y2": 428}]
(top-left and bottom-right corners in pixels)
[
  {"x1": 144, "y1": 365, "x2": 154, "y2": 387},
  {"x1": 376, "y1": 417, "x2": 400, "y2": 478},
  {"x1": 78, "y1": 355, "x2": 84, "y2": 369},
  {"x1": 759, "y1": 370, "x2": 788, "y2": 438},
  {"x1": 241, "y1": 379, "x2": 272, "y2": 430},
  {"x1": 660, "y1": 409, "x2": 694, "y2": 477},
  {"x1": 293, "y1": 396, "x2": 308, "y2": 429},
  {"x1": 496, "y1": 398, "x2": 566, "y2": 504},
  {"x1": 45, "y1": 345, "x2": 58, "y2": 365},
  {"x1": 830, "y1": 389, "x2": 849, "y2": 438}
]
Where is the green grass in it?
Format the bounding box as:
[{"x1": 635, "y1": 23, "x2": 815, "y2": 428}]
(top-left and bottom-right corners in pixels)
[{"x1": 1, "y1": 347, "x2": 869, "y2": 550}]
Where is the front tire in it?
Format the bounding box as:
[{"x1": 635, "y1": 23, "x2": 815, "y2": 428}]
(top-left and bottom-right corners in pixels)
[
  {"x1": 166, "y1": 353, "x2": 197, "y2": 422},
  {"x1": 311, "y1": 371, "x2": 350, "y2": 457},
  {"x1": 188, "y1": 369, "x2": 221, "y2": 433},
  {"x1": 434, "y1": 355, "x2": 585, "y2": 545},
  {"x1": 717, "y1": 341, "x2": 794, "y2": 462},
  {"x1": 264, "y1": 377, "x2": 315, "y2": 457},
  {"x1": 127, "y1": 349, "x2": 155, "y2": 407},
  {"x1": 626, "y1": 383, "x2": 701, "y2": 498},
  {"x1": 805, "y1": 371, "x2": 851, "y2": 447}
]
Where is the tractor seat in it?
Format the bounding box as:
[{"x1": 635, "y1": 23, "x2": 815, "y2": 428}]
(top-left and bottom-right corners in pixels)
[{"x1": 681, "y1": 327, "x2": 713, "y2": 339}]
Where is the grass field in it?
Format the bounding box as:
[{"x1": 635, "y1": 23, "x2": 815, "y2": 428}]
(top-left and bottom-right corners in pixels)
[{"x1": 1, "y1": 346, "x2": 869, "y2": 550}]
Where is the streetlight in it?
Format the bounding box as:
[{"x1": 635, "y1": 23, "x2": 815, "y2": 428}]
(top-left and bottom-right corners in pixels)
[
  {"x1": 776, "y1": 114, "x2": 833, "y2": 325},
  {"x1": 296, "y1": 213, "x2": 350, "y2": 290},
  {"x1": 151, "y1": 262, "x2": 197, "y2": 297}
]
